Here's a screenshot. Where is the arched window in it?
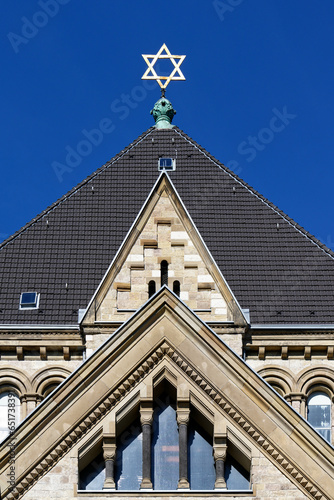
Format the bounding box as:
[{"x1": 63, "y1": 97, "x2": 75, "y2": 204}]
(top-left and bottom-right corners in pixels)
[
  {"x1": 160, "y1": 261, "x2": 168, "y2": 287},
  {"x1": 271, "y1": 384, "x2": 285, "y2": 398},
  {"x1": 148, "y1": 280, "x2": 156, "y2": 298},
  {"x1": 0, "y1": 391, "x2": 20, "y2": 442},
  {"x1": 43, "y1": 383, "x2": 60, "y2": 398},
  {"x1": 307, "y1": 391, "x2": 331, "y2": 442},
  {"x1": 173, "y1": 280, "x2": 180, "y2": 297}
]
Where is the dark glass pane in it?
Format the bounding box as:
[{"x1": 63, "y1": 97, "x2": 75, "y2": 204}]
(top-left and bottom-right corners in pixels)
[
  {"x1": 173, "y1": 281, "x2": 180, "y2": 297},
  {"x1": 161, "y1": 261, "x2": 168, "y2": 287},
  {"x1": 160, "y1": 158, "x2": 173, "y2": 167},
  {"x1": 115, "y1": 419, "x2": 142, "y2": 490},
  {"x1": 148, "y1": 280, "x2": 156, "y2": 298},
  {"x1": 188, "y1": 422, "x2": 215, "y2": 490},
  {"x1": 20, "y1": 292, "x2": 37, "y2": 306},
  {"x1": 307, "y1": 405, "x2": 331, "y2": 428},
  {"x1": 225, "y1": 454, "x2": 250, "y2": 490},
  {"x1": 152, "y1": 400, "x2": 179, "y2": 490},
  {"x1": 79, "y1": 452, "x2": 105, "y2": 490}
]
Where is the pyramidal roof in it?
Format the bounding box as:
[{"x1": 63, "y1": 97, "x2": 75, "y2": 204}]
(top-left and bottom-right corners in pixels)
[{"x1": 1, "y1": 125, "x2": 334, "y2": 325}]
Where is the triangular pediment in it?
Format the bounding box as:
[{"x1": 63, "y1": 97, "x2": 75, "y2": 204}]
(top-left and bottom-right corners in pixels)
[
  {"x1": 83, "y1": 173, "x2": 247, "y2": 326},
  {"x1": 1, "y1": 288, "x2": 333, "y2": 499}
]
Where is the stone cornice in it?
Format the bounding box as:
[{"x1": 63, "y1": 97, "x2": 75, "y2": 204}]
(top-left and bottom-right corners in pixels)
[{"x1": 3, "y1": 341, "x2": 331, "y2": 500}]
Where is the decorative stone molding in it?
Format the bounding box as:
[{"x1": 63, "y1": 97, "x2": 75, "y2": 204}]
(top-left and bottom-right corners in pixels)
[
  {"x1": 258, "y1": 366, "x2": 294, "y2": 396},
  {"x1": 4, "y1": 341, "x2": 330, "y2": 500},
  {"x1": 297, "y1": 367, "x2": 334, "y2": 395},
  {"x1": 0, "y1": 367, "x2": 31, "y2": 395}
]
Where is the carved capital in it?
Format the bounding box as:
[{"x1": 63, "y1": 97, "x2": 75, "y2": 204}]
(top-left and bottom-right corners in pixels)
[
  {"x1": 103, "y1": 448, "x2": 116, "y2": 461},
  {"x1": 103, "y1": 434, "x2": 116, "y2": 461},
  {"x1": 177, "y1": 401, "x2": 190, "y2": 426},
  {"x1": 140, "y1": 404, "x2": 154, "y2": 426},
  {"x1": 213, "y1": 434, "x2": 227, "y2": 462},
  {"x1": 213, "y1": 444, "x2": 227, "y2": 462},
  {"x1": 177, "y1": 410, "x2": 190, "y2": 426},
  {"x1": 286, "y1": 392, "x2": 306, "y2": 402}
]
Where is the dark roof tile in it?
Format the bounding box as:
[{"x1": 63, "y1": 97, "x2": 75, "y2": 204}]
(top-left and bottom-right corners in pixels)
[{"x1": 1, "y1": 126, "x2": 334, "y2": 325}]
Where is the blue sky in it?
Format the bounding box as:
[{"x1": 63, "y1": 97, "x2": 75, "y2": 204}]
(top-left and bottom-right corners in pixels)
[{"x1": 0, "y1": 1, "x2": 333, "y2": 249}]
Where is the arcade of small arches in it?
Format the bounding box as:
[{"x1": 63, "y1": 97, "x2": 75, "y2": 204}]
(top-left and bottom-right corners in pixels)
[
  {"x1": 258, "y1": 366, "x2": 334, "y2": 443},
  {"x1": 0, "y1": 366, "x2": 71, "y2": 441},
  {"x1": 148, "y1": 260, "x2": 180, "y2": 298}
]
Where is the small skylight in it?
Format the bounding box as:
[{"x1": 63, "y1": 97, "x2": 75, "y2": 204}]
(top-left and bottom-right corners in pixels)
[
  {"x1": 158, "y1": 157, "x2": 175, "y2": 171},
  {"x1": 19, "y1": 292, "x2": 39, "y2": 310}
]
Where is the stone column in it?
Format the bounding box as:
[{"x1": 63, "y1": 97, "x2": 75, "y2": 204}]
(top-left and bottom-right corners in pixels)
[
  {"x1": 177, "y1": 403, "x2": 190, "y2": 489},
  {"x1": 286, "y1": 393, "x2": 305, "y2": 416},
  {"x1": 300, "y1": 394, "x2": 307, "y2": 418},
  {"x1": 140, "y1": 402, "x2": 153, "y2": 490},
  {"x1": 213, "y1": 437, "x2": 227, "y2": 489},
  {"x1": 20, "y1": 394, "x2": 40, "y2": 417},
  {"x1": 103, "y1": 435, "x2": 116, "y2": 490}
]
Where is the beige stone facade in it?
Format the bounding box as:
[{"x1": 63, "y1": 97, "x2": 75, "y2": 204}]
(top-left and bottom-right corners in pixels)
[{"x1": 0, "y1": 175, "x2": 333, "y2": 499}]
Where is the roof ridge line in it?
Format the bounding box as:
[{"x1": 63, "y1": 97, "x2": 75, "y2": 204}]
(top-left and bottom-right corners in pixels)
[
  {"x1": 0, "y1": 127, "x2": 155, "y2": 251},
  {"x1": 173, "y1": 127, "x2": 334, "y2": 261}
]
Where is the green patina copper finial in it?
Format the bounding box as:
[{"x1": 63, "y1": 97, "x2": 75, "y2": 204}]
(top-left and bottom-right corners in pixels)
[{"x1": 151, "y1": 97, "x2": 176, "y2": 129}]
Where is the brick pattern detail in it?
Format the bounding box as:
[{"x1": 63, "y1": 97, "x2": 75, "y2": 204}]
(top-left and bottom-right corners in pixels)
[
  {"x1": 6, "y1": 342, "x2": 328, "y2": 500},
  {"x1": 97, "y1": 194, "x2": 229, "y2": 323}
]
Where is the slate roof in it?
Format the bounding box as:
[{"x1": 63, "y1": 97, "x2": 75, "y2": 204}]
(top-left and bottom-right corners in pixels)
[{"x1": 1, "y1": 126, "x2": 334, "y2": 325}]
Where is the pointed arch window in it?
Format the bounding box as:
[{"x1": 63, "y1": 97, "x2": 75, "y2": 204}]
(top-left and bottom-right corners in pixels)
[
  {"x1": 188, "y1": 420, "x2": 215, "y2": 489},
  {"x1": 307, "y1": 391, "x2": 331, "y2": 442},
  {"x1": 115, "y1": 417, "x2": 142, "y2": 490},
  {"x1": 79, "y1": 393, "x2": 251, "y2": 492},
  {"x1": 152, "y1": 398, "x2": 179, "y2": 489}
]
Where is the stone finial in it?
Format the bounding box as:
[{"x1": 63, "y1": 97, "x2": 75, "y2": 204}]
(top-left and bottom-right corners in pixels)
[{"x1": 151, "y1": 98, "x2": 176, "y2": 129}]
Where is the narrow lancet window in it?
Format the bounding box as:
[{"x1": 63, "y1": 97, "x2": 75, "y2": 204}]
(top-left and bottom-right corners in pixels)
[
  {"x1": 173, "y1": 280, "x2": 180, "y2": 297},
  {"x1": 148, "y1": 280, "x2": 156, "y2": 298},
  {"x1": 161, "y1": 261, "x2": 168, "y2": 287}
]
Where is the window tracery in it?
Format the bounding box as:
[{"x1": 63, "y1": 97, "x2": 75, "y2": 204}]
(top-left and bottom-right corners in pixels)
[{"x1": 79, "y1": 391, "x2": 250, "y2": 491}]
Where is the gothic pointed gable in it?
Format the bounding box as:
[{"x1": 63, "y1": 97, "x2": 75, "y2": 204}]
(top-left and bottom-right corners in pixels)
[
  {"x1": 1, "y1": 288, "x2": 333, "y2": 499},
  {"x1": 82, "y1": 173, "x2": 247, "y2": 326}
]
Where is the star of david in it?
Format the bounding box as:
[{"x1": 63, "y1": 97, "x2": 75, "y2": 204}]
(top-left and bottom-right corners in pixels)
[{"x1": 142, "y1": 44, "x2": 186, "y2": 91}]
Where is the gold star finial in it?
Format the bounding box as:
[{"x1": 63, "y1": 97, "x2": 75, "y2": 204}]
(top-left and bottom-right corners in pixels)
[{"x1": 142, "y1": 44, "x2": 186, "y2": 95}]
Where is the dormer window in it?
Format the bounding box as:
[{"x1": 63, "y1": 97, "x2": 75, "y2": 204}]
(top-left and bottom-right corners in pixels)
[
  {"x1": 158, "y1": 158, "x2": 175, "y2": 171},
  {"x1": 19, "y1": 292, "x2": 39, "y2": 310}
]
